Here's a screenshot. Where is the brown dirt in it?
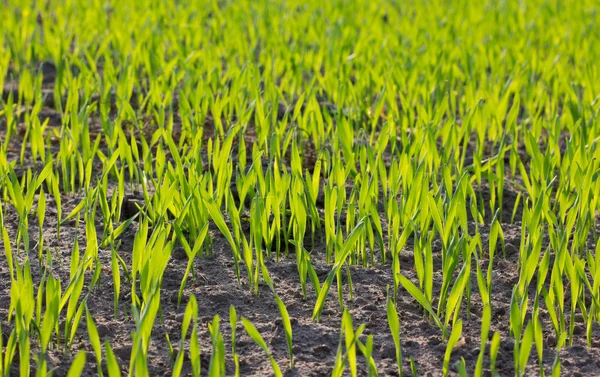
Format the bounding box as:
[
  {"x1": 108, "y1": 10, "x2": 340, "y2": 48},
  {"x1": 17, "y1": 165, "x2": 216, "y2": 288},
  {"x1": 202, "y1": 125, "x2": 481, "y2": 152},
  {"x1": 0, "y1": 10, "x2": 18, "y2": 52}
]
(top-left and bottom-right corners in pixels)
[{"x1": 2, "y1": 80, "x2": 600, "y2": 377}]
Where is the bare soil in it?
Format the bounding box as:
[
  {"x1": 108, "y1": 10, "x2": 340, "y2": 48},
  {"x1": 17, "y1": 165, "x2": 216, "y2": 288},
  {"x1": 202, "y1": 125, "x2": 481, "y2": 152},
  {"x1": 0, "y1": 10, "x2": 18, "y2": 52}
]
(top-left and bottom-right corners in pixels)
[{"x1": 2, "y1": 76, "x2": 600, "y2": 377}]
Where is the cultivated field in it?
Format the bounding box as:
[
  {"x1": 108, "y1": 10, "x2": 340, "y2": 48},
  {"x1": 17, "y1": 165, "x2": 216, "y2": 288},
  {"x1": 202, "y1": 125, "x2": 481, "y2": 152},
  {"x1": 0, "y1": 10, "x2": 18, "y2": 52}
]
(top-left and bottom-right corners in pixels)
[{"x1": 1, "y1": 0, "x2": 600, "y2": 376}]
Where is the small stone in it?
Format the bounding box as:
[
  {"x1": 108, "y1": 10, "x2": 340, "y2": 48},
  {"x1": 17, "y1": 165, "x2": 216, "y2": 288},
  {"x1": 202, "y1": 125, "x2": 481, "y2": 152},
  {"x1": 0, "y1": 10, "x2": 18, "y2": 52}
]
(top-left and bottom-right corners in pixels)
[
  {"x1": 312, "y1": 344, "x2": 333, "y2": 357},
  {"x1": 353, "y1": 297, "x2": 368, "y2": 306},
  {"x1": 505, "y1": 242, "x2": 519, "y2": 254},
  {"x1": 96, "y1": 323, "x2": 111, "y2": 338},
  {"x1": 427, "y1": 338, "x2": 440, "y2": 346},
  {"x1": 470, "y1": 305, "x2": 482, "y2": 316},
  {"x1": 455, "y1": 337, "x2": 467, "y2": 348}
]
